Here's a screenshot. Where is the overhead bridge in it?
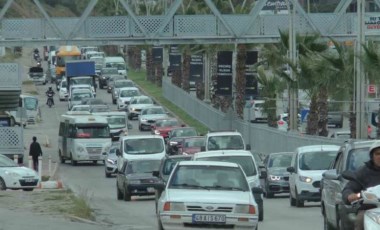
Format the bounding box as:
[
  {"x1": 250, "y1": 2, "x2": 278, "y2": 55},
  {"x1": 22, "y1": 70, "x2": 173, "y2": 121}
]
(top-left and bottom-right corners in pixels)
[{"x1": 0, "y1": 0, "x2": 379, "y2": 46}]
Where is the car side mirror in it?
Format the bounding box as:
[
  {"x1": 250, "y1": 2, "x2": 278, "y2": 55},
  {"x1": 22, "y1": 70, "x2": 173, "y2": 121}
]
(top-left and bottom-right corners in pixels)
[
  {"x1": 322, "y1": 169, "x2": 340, "y2": 180},
  {"x1": 155, "y1": 182, "x2": 166, "y2": 192},
  {"x1": 287, "y1": 166, "x2": 295, "y2": 173},
  {"x1": 251, "y1": 187, "x2": 263, "y2": 194},
  {"x1": 246, "y1": 144, "x2": 251, "y2": 150},
  {"x1": 116, "y1": 149, "x2": 121, "y2": 156},
  {"x1": 152, "y1": 171, "x2": 159, "y2": 178},
  {"x1": 200, "y1": 146, "x2": 206, "y2": 151}
]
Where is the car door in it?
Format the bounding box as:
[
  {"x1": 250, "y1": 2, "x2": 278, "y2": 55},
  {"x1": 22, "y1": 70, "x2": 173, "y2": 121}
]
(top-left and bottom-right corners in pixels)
[
  {"x1": 325, "y1": 152, "x2": 343, "y2": 225},
  {"x1": 117, "y1": 161, "x2": 128, "y2": 191}
]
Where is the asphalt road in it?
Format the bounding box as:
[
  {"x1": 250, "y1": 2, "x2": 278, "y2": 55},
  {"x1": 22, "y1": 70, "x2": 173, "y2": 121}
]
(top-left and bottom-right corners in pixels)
[{"x1": 19, "y1": 72, "x2": 326, "y2": 230}]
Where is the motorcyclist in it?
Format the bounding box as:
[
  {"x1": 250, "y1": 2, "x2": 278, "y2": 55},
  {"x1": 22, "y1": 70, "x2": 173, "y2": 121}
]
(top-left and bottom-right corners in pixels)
[
  {"x1": 33, "y1": 48, "x2": 40, "y2": 61},
  {"x1": 45, "y1": 87, "x2": 55, "y2": 106},
  {"x1": 342, "y1": 140, "x2": 380, "y2": 230}
]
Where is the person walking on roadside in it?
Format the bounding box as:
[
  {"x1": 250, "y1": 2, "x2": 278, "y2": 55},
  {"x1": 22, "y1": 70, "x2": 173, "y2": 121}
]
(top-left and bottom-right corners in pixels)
[{"x1": 29, "y1": 136, "x2": 42, "y2": 171}]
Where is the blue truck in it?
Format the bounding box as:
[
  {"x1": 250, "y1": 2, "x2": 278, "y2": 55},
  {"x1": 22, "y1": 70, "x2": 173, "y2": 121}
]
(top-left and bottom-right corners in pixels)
[{"x1": 65, "y1": 60, "x2": 97, "y2": 92}]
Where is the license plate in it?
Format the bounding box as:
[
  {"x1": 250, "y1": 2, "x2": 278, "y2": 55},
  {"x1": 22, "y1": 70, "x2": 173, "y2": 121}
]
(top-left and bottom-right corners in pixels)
[
  {"x1": 147, "y1": 187, "x2": 155, "y2": 193},
  {"x1": 89, "y1": 156, "x2": 99, "y2": 160},
  {"x1": 25, "y1": 179, "x2": 35, "y2": 183},
  {"x1": 192, "y1": 214, "x2": 226, "y2": 223}
]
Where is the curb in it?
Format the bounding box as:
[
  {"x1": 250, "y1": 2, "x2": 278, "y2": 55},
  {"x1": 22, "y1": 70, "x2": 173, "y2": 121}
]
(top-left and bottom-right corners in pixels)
[{"x1": 37, "y1": 180, "x2": 63, "y2": 189}]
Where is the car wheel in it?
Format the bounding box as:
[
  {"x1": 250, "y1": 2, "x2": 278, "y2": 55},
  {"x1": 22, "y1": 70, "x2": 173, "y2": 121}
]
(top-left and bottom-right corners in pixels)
[
  {"x1": 139, "y1": 125, "x2": 143, "y2": 131},
  {"x1": 116, "y1": 183, "x2": 123, "y2": 200},
  {"x1": 105, "y1": 171, "x2": 111, "y2": 178},
  {"x1": 0, "y1": 177, "x2": 6, "y2": 190},
  {"x1": 23, "y1": 188, "x2": 33, "y2": 191},
  {"x1": 295, "y1": 188, "x2": 304, "y2": 207},
  {"x1": 70, "y1": 153, "x2": 77, "y2": 166},
  {"x1": 113, "y1": 99, "x2": 116, "y2": 105},
  {"x1": 59, "y1": 151, "x2": 65, "y2": 164},
  {"x1": 93, "y1": 160, "x2": 97, "y2": 165},
  {"x1": 123, "y1": 186, "x2": 131, "y2": 201},
  {"x1": 258, "y1": 202, "x2": 264, "y2": 221},
  {"x1": 266, "y1": 185, "x2": 274, "y2": 198},
  {"x1": 289, "y1": 191, "x2": 296, "y2": 207}
]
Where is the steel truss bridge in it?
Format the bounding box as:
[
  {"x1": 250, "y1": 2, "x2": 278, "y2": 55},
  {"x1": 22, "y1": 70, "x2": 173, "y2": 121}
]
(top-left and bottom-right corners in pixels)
[{"x1": 0, "y1": 0, "x2": 380, "y2": 47}]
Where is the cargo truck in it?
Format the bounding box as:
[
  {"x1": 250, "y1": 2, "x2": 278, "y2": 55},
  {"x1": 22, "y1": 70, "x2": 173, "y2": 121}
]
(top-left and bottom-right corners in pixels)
[{"x1": 65, "y1": 60, "x2": 97, "y2": 95}]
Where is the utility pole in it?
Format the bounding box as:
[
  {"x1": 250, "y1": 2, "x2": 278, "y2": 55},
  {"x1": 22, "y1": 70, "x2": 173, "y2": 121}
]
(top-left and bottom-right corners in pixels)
[
  {"x1": 356, "y1": 0, "x2": 367, "y2": 139},
  {"x1": 287, "y1": 0, "x2": 298, "y2": 131}
]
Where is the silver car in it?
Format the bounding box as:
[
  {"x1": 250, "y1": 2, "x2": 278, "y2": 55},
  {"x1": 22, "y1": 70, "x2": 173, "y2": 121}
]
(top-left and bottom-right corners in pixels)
[
  {"x1": 127, "y1": 95, "x2": 154, "y2": 120},
  {"x1": 105, "y1": 143, "x2": 119, "y2": 178},
  {"x1": 138, "y1": 106, "x2": 169, "y2": 131},
  {"x1": 112, "y1": 80, "x2": 135, "y2": 104}
]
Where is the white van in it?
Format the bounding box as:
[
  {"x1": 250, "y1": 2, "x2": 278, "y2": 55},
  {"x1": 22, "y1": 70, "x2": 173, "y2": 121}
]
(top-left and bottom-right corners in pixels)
[
  {"x1": 91, "y1": 111, "x2": 129, "y2": 141},
  {"x1": 58, "y1": 113, "x2": 112, "y2": 165},
  {"x1": 18, "y1": 94, "x2": 41, "y2": 124},
  {"x1": 287, "y1": 145, "x2": 340, "y2": 207},
  {"x1": 116, "y1": 135, "x2": 166, "y2": 171},
  {"x1": 103, "y1": 56, "x2": 127, "y2": 77}
]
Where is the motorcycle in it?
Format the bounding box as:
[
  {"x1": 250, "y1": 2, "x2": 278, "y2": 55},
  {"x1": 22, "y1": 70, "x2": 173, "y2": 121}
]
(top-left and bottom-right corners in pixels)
[
  {"x1": 46, "y1": 92, "x2": 54, "y2": 108},
  {"x1": 342, "y1": 171, "x2": 380, "y2": 230}
]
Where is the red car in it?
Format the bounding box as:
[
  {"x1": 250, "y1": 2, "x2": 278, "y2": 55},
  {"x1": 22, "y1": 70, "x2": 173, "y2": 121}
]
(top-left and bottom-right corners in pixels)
[
  {"x1": 177, "y1": 136, "x2": 205, "y2": 155},
  {"x1": 151, "y1": 118, "x2": 183, "y2": 142}
]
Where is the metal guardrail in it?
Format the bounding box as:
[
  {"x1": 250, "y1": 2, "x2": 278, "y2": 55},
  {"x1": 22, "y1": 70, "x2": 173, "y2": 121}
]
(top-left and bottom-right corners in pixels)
[{"x1": 162, "y1": 77, "x2": 346, "y2": 154}]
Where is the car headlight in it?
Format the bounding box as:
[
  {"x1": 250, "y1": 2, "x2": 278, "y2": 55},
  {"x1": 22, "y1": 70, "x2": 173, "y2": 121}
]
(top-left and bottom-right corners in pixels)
[
  {"x1": 169, "y1": 141, "x2": 178, "y2": 146},
  {"x1": 235, "y1": 204, "x2": 256, "y2": 214},
  {"x1": 5, "y1": 171, "x2": 20, "y2": 177},
  {"x1": 269, "y1": 175, "x2": 281, "y2": 181},
  {"x1": 107, "y1": 158, "x2": 116, "y2": 165},
  {"x1": 163, "y1": 202, "x2": 185, "y2": 211},
  {"x1": 154, "y1": 130, "x2": 160, "y2": 135},
  {"x1": 129, "y1": 180, "x2": 141, "y2": 184},
  {"x1": 299, "y1": 176, "x2": 313, "y2": 183},
  {"x1": 76, "y1": 146, "x2": 85, "y2": 153}
]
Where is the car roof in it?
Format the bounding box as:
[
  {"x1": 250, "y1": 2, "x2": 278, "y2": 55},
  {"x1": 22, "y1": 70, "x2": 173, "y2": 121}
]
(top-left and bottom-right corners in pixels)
[
  {"x1": 194, "y1": 150, "x2": 253, "y2": 158},
  {"x1": 141, "y1": 105, "x2": 164, "y2": 110},
  {"x1": 71, "y1": 84, "x2": 91, "y2": 88},
  {"x1": 344, "y1": 140, "x2": 377, "y2": 150},
  {"x1": 207, "y1": 131, "x2": 242, "y2": 136},
  {"x1": 72, "y1": 105, "x2": 90, "y2": 108},
  {"x1": 72, "y1": 89, "x2": 92, "y2": 93},
  {"x1": 165, "y1": 154, "x2": 193, "y2": 160},
  {"x1": 119, "y1": 87, "x2": 139, "y2": 91},
  {"x1": 120, "y1": 135, "x2": 164, "y2": 140},
  {"x1": 268, "y1": 152, "x2": 293, "y2": 156},
  {"x1": 296, "y1": 145, "x2": 340, "y2": 153},
  {"x1": 178, "y1": 161, "x2": 239, "y2": 168},
  {"x1": 171, "y1": 127, "x2": 195, "y2": 131}
]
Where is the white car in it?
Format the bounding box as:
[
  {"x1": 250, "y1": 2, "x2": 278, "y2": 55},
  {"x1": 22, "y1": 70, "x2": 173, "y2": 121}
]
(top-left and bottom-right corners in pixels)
[
  {"x1": 287, "y1": 145, "x2": 340, "y2": 207},
  {"x1": 70, "y1": 105, "x2": 90, "y2": 112},
  {"x1": 59, "y1": 80, "x2": 68, "y2": 101},
  {"x1": 127, "y1": 95, "x2": 154, "y2": 120},
  {"x1": 117, "y1": 87, "x2": 140, "y2": 110},
  {"x1": 68, "y1": 89, "x2": 93, "y2": 110},
  {"x1": 156, "y1": 161, "x2": 259, "y2": 230},
  {"x1": 138, "y1": 106, "x2": 169, "y2": 131},
  {"x1": 193, "y1": 150, "x2": 264, "y2": 221},
  {"x1": 245, "y1": 100, "x2": 267, "y2": 122},
  {"x1": 0, "y1": 154, "x2": 40, "y2": 191}
]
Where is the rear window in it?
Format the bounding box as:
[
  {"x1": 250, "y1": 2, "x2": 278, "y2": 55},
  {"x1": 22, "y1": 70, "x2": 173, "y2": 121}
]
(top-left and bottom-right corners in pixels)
[
  {"x1": 299, "y1": 151, "x2": 338, "y2": 171},
  {"x1": 196, "y1": 155, "x2": 257, "y2": 176},
  {"x1": 347, "y1": 147, "x2": 369, "y2": 171}
]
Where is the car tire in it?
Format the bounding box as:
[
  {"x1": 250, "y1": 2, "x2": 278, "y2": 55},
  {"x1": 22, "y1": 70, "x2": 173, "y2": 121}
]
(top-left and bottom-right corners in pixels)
[
  {"x1": 139, "y1": 125, "x2": 143, "y2": 131},
  {"x1": 93, "y1": 160, "x2": 97, "y2": 165},
  {"x1": 157, "y1": 215, "x2": 164, "y2": 230},
  {"x1": 113, "y1": 99, "x2": 116, "y2": 105},
  {"x1": 59, "y1": 151, "x2": 65, "y2": 164},
  {"x1": 123, "y1": 186, "x2": 131, "y2": 201},
  {"x1": 289, "y1": 192, "x2": 296, "y2": 207},
  {"x1": 295, "y1": 188, "x2": 304, "y2": 207},
  {"x1": 0, "y1": 178, "x2": 6, "y2": 190},
  {"x1": 266, "y1": 185, "x2": 274, "y2": 198},
  {"x1": 105, "y1": 171, "x2": 111, "y2": 178},
  {"x1": 117, "y1": 184, "x2": 123, "y2": 200},
  {"x1": 70, "y1": 153, "x2": 77, "y2": 166}
]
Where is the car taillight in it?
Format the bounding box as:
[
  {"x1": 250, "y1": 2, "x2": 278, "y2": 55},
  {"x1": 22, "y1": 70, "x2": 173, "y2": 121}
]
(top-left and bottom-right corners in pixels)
[
  {"x1": 163, "y1": 202, "x2": 171, "y2": 211},
  {"x1": 278, "y1": 120, "x2": 284, "y2": 125},
  {"x1": 249, "y1": 205, "x2": 256, "y2": 214}
]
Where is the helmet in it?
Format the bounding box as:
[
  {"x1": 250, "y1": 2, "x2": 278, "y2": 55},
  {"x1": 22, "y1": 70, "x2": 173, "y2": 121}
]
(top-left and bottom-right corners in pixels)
[
  {"x1": 48, "y1": 87, "x2": 52, "y2": 90},
  {"x1": 369, "y1": 141, "x2": 380, "y2": 159}
]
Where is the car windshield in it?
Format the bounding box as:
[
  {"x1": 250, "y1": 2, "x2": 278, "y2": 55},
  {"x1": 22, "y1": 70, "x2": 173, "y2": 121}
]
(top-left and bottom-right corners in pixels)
[
  {"x1": 102, "y1": 69, "x2": 118, "y2": 74},
  {"x1": 169, "y1": 165, "x2": 249, "y2": 191},
  {"x1": 72, "y1": 92, "x2": 92, "y2": 101},
  {"x1": 156, "y1": 120, "x2": 179, "y2": 127},
  {"x1": 57, "y1": 55, "x2": 80, "y2": 67},
  {"x1": 124, "y1": 138, "x2": 164, "y2": 154},
  {"x1": 115, "y1": 81, "x2": 134, "y2": 88},
  {"x1": 23, "y1": 97, "x2": 38, "y2": 111},
  {"x1": 162, "y1": 158, "x2": 191, "y2": 176},
  {"x1": 299, "y1": 151, "x2": 338, "y2": 170},
  {"x1": 107, "y1": 62, "x2": 125, "y2": 70},
  {"x1": 347, "y1": 147, "x2": 370, "y2": 171},
  {"x1": 127, "y1": 160, "x2": 161, "y2": 174},
  {"x1": 171, "y1": 128, "x2": 197, "y2": 137},
  {"x1": 183, "y1": 138, "x2": 205, "y2": 148},
  {"x1": 0, "y1": 155, "x2": 17, "y2": 167},
  {"x1": 61, "y1": 81, "x2": 67, "y2": 88},
  {"x1": 72, "y1": 106, "x2": 89, "y2": 112},
  {"x1": 107, "y1": 116, "x2": 126, "y2": 129},
  {"x1": 91, "y1": 107, "x2": 109, "y2": 112},
  {"x1": 268, "y1": 153, "x2": 293, "y2": 168},
  {"x1": 197, "y1": 156, "x2": 257, "y2": 176},
  {"x1": 207, "y1": 135, "x2": 244, "y2": 150},
  {"x1": 120, "y1": 90, "x2": 139, "y2": 97},
  {"x1": 70, "y1": 78, "x2": 92, "y2": 86},
  {"x1": 142, "y1": 108, "x2": 165, "y2": 115},
  {"x1": 75, "y1": 125, "x2": 110, "y2": 138}
]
